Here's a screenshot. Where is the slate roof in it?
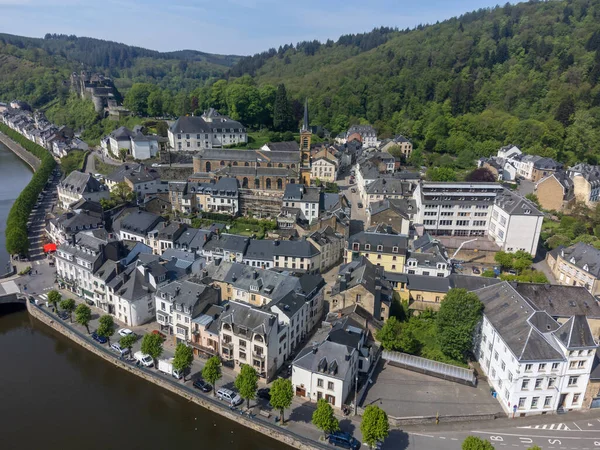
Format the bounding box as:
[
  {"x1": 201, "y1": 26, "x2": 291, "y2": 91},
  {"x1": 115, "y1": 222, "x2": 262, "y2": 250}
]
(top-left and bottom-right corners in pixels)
[
  {"x1": 475, "y1": 282, "x2": 566, "y2": 362},
  {"x1": 322, "y1": 193, "x2": 342, "y2": 211},
  {"x1": 366, "y1": 177, "x2": 412, "y2": 196},
  {"x1": 106, "y1": 163, "x2": 159, "y2": 184},
  {"x1": 494, "y1": 189, "x2": 543, "y2": 216},
  {"x1": 110, "y1": 126, "x2": 135, "y2": 141},
  {"x1": 405, "y1": 274, "x2": 450, "y2": 293},
  {"x1": 369, "y1": 198, "x2": 416, "y2": 219},
  {"x1": 309, "y1": 226, "x2": 342, "y2": 247},
  {"x1": 553, "y1": 315, "x2": 597, "y2": 349},
  {"x1": 273, "y1": 240, "x2": 320, "y2": 258},
  {"x1": 263, "y1": 141, "x2": 300, "y2": 152},
  {"x1": 347, "y1": 230, "x2": 408, "y2": 253},
  {"x1": 203, "y1": 233, "x2": 250, "y2": 254},
  {"x1": 170, "y1": 114, "x2": 245, "y2": 133},
  {"x1": 513, "y1": 283, "x2": 600, "y2": 319},
  {"x1": 108, "y1": 264, "x2": 153, "y2": 302},
  {"x1": 334, "y1": 256, "x2": 393, "y2": 299},
  {"x1": 448, "y1": 274, "x2": 502, "y2": 291},
  {"x1": 220, "y1": 300, "x2": 276, "y2": 337},
  {"x1": 283, "y1": 184, "x2": 320, "y2": 202},
  {"x1": 245, "y1": 239, "x2": 274, "y2": 261},
  {"x1": 118, "y1": 210, "x2": 164, "y2": 235},
  {"x1": 557, "y1": 242, "x2": 600, "y2": 278},
  {"x1": 157, "y1": 279, "x2": 218, "y2": 317},
  {"x1": 55, "y1": 210, "x2": 103, "y2": 232},
  {"x1": 59, "y1": 171, "x2": 107, "y2": 195},
  {"x1": 567, "y1": 163, "x2": 600, "y2": 186},
  {"x1": 293, "y1": 340, "x2": 355, "y2": 380}
]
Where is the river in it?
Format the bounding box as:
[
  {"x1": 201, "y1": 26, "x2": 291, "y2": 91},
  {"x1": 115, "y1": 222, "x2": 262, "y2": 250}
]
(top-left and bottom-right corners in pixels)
[
  {"x1": 0, "y1": 143, "x2": 288, "y2": 450},
  {"x1": 0, "y1": 140, "x2": 33, "y2": 273}
]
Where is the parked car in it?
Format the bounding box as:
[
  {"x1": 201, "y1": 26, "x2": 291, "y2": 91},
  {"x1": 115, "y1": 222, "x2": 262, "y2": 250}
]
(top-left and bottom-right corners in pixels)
[
  {"x1": 110, "y1": 343, "x2": 130, "y2": 356},
  {"x1": 85, "y1": 299, "x2": 94, "y2": 306},
  {"x1": 507, "y1": 269, "x2": 517, "y2": 275},
  {"x1": 217, "y1": 388, "x2": 243, "y2": 407},
  {"x1": 118, "y1": 328, "x2": 135, "y2": 337},
  {"x1": 91, "y1": 331, "x2": 108, "y2": 344},
  {"x1": 193, "y1": 378, "x2": 212, "y2": 393},
  {"x1": 151, "y1": 163, "x2": 160, "y2": 168},
  {"x1": 152, "y1": 330, "x2": 167, "y2": 340},
  {"x1": 257, "y1": 388, "x2": 271, "y2": 401},
  {"x1": 357, "y1": 202, "x2": 363, "y2": 209},
  {"x1": 327, "y1": 431, "x2": 361, "y2": 449},
  {"x1": 472, "y1": 266, "x2": 481, "y2": 274},
  {"x1": 133, "y1": 351, "x2": 154, "y2": 367},
  {"x1": 57, "y1": 310, "x2": 70, "y2": 321},
  {"x1": 350, "y1": 188, "x2": 356, "y2": 193}
]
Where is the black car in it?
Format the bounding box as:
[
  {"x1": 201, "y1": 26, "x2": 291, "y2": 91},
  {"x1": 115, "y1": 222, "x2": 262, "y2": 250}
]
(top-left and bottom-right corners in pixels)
[
  {"x1": 257, "y1": 388, "x2": 271, "y2": 400},
  {"x1": 91, "y1": 331, "x2": 108, "y2": 344},
  {"x1": 193, "y1": 378, "x2": 212, "y2": 393},
  {"x1": 328, "y1": 432, "x2": 361, "y2": 449},
  {"x1": 57, "y1": 310, "x2": 70, "y2": 320}
]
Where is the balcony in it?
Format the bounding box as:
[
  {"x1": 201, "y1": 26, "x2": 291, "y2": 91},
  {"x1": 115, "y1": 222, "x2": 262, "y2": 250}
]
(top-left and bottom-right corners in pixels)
[
  {"x1": 253, "y1": 351, "x2": 266, "y2": 360},
  {"x1": 222, "y1": 341, "x2": 234, "y2": 350}
]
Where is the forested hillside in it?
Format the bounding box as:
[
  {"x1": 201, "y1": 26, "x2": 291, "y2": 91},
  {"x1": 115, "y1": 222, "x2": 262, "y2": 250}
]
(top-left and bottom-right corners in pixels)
[
  {"x1": 216, "y1": 0, "x2": 600, "y2": 166},
  {"x1": 0, "y1": 33, "x2": 239, "y2": 108}
]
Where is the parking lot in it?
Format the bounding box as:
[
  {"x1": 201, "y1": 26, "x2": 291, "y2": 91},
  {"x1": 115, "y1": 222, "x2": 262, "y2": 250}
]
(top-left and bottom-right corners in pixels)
[{"x1": 361, "y1": 360, "x2": 503, "y2": 419}]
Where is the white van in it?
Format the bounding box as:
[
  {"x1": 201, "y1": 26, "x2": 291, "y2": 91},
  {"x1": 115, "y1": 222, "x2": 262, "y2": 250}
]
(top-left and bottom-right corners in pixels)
[
  {"x1": 158, "y1": 358, "x2": 184, "y2": 379},
  {"x1": 133, "y1": 351, "x2": 154, "y2": 367},
  {"x1": 217, "y1": 388, "x2": 242, "y2": 406}
]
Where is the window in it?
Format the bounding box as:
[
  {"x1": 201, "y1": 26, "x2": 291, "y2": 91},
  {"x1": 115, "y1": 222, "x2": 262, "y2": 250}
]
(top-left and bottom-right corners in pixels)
[
  {"x1": 531, "y1": 397, "x2": 539, "y2": 408},
  {"x1": 482, "y1": 335, "x2": 487, "y2": 343},
  {"x1": 548, "y1": 377, "x2": 556, "y2": 388},
  {"x1": 525, "y1": 364, "x2": 533, "y2": 372},
  {"x1": 552, "y1": 362, "x2": 559, "y2": 371},
  {"x1": 317, "y1": 379, "x2": 323, "y2": 388},
  {"x1": 498, "y1": 379, "x2": 503, "y2": 389},
  {"x1": 508, "y1": 372, "x2": 513, "y2": 382},
  {"x1": 535, "y1": 379, "x2": 543, "y2": 390},
  {"x1": 491, "y1": 368, "x2": 496, "y2": 378},
  {"x1": 501, "y1": 361, "x2": 505, "y2": 371},
  {"x1": 568, "y1": 376, "x2": 579, "y2": 386},
  {"x1": 356, "y1": 294, "x2": 361, "y2": 304},
  {"x1": 328, "y1": 381, "x2": 334, "y2": 390},
  {"x1": 365, "y1": 244, "x2": 371, "y2": 250},
  {"x1": 518, "y1": 397, "x2": 526, "y2": 409},
  {"x1": 494, "y1": 351, "x2": 498, "y2": 361},
  {"x1": 578, "y1": 360, "x2": 585, "y2": 369},
  {"x1": 572, "y1": 393, "x2": 581, "y2": 404},
  {"x1": 544, "y1": 396, "x2": 553, "y2": 407},
  {"x1": 239, "y1": 351, "x2": 246, "y2": 360},
  {"x1": 521, "y1": 379, "x2": 530, "y2": 390},
  {"x1": 392, "y1": 246, "x2": 398, "y2": 253},
  {"x1": 538, "y1": 363, "x2": 546, "y2": 371},
  {"x1": 377, "y1": 245, "x2": 383, "y2": 252}
]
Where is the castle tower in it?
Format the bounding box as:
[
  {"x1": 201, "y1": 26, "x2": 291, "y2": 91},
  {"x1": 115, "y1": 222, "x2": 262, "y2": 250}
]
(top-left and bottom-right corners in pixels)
[{"x1": 300, "y1": 98, "x2": 312, "y2": 185}]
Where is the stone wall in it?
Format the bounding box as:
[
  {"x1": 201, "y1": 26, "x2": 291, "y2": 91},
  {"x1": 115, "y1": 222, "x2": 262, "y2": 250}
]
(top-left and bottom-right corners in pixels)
[
  {"x1": 26, "y1": 300, "x2": 325, "y2": 450},
  {"x1": 0, "y1": 132, "x2": 41, "y2": 171}
]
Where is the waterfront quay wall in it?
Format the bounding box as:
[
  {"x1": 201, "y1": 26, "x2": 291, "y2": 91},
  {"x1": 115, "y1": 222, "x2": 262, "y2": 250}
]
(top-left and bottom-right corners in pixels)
[
  {"x1": 0, "y1": 132, "x2": 40, "y2": 172},
  {"x1": 26, "y1": 300, "x2": 325, "y2": 450}
]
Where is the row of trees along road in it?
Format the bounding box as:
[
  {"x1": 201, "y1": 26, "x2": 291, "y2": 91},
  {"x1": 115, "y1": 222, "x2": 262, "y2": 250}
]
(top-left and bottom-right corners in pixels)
[{"x1": 47, "y1": 290, "x2": 391, "y2": 447}]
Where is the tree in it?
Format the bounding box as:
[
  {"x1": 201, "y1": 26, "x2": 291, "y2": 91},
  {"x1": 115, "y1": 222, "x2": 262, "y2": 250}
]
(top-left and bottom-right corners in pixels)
[
  {"x1": 97, "y1": 314, "x2": 115, "y2": 345},
  {"x1": 120, "y1": 334, "x2": 137, "y2": 358},
  {"x1": 110, "y1": 181, "x2": 135, "y2": 205},
  {"x1": 494, "y1": 251, "x2": 514, "y2": 270},
  {"x1": 172, "y1": 342, "x2": 194, "y2": 381},
  {"x1": 273, "y1": 83, "x2": 293, "y2": 132},
  {"x1": 527, "y1": 446, "x2": 541, "y2": 450},
  {"x1": 74, "y1": 303, "x2": 92, "y2": 334},
  {"x1": 481, "y1": 269, "x2": 496, "y2": 278},
  {"x1": 360, "y1": 405, "x2": 389, "y2": 448},
  {"x1": 270, "y1": 378, "x2": 293, "y2": 424},
  {"x1": 47, "y1": 290, "x2": 61, "y2": 312},
  {"x1": 436, "y1": 289, "x2": 484, "y2": 362},
  {"x1": 234, "y1": 364, "x2": 259, "y2": 409},
  {"x1": 376, "y1": 317, "x2": 403, "y2": 351},
  {"x1": 140, "y1": 333, "x2": 164, "y2": 367},
  {"x1": 202, "y1": 356, "x2": 222, "y2": 396},
  {"x1": 426, "y1": 167, "x2": 457, "y2": 181},
  {"x1": 119, "y1": 148, "x2": 128, "y2": 162},
  {"x1": 525, "y1": 193, "x2": 541, "y2": 209},
  {"x1": 465, "y1": 167, "x2": 496, "y2": 182},
  {"x1": 59, "y1": 298, "x2": 76, "y2": 322},
  {"x1": 311, "y1": 399, "x2": 340, "y2": 438},
  {"x1": 462, "y1": 436, "x2": 495, "y2": 450}
]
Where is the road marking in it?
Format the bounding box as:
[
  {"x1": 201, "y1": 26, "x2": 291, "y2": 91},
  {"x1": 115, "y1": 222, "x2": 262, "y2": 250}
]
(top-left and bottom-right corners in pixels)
[
  {"x1": 574, "y1": 423, "x2": 583, "y2": 431},
  {"x1": 410, "y1": 433, "x2": 434, "y2": 438},
  {"x1": 551, "y1": 424, "x2": 556, "y2": 430},
  {"x1": 439, "y1": 437, "x2": 446, "y2": 439},
  {"x1": 450, "y1": 438, "x2": 458, "y2": 441},
  {"x1": 472, "y1": 431, "x2": 600, "y2": 441}
]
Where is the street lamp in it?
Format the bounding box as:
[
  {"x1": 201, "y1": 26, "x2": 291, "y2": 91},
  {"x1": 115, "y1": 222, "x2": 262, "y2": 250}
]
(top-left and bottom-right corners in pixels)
[{"x1": 354, "y1": 374, "x2": 358, "y2": 416}]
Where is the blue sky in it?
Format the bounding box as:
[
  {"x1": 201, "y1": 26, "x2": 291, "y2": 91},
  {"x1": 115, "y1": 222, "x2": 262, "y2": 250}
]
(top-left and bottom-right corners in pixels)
[{"x1": 1, "y1": 0, "x2": 505, "y2": 55}]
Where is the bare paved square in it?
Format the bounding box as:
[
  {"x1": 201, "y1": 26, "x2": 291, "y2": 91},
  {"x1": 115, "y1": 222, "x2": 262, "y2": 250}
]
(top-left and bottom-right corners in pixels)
[{"x1": 362, "y1": 361, "x2": 504, "y2": 418}]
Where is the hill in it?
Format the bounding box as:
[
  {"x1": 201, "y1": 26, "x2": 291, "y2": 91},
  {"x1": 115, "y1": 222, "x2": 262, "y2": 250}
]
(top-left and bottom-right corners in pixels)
[
  {"x1": 0, "y1": 33, "x2": 241, "y2": 108},
  {"x1": 216, "y1": 0, "x2": 600, "y2": 167}
]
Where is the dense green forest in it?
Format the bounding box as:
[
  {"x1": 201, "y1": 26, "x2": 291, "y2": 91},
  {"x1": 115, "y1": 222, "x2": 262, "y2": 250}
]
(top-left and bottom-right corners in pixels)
[{"x1": 4, "y1": 1, "x2": 600, "y2": 168}]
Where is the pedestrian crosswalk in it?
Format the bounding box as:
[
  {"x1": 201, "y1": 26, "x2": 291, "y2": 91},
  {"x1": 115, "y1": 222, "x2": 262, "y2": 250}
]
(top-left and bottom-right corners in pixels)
[{"x1": 518, "y1": 423, "x2": 570, "y2": 430}]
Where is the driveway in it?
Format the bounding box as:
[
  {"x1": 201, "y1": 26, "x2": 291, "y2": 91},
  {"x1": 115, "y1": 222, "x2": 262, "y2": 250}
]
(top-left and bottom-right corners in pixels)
[
  {"x1": 361, "y1": 361, "x2": 503, "y2": 419},
  {"x1": 516, "y1": 179, "x2": 535, "y2": 197},
  {"x1": 337, "y1": 172, "x2": 367, "y2": 233}
]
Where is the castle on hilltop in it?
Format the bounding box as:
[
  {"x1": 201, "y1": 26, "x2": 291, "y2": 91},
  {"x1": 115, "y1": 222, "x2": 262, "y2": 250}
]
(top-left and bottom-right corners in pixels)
[{"x1": 70, "y1": 71, "x2": 127, "y2": 118}]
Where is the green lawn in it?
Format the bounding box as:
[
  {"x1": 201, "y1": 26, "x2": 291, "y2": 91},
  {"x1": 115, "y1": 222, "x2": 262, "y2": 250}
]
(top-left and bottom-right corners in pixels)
[
  {"x1": 60, "y1": 150, "x2": 87, "y2": 175},
  {"x1": 93, "y1": 156, "x2": 119, "y2": 176},
  {"x1": 406, "y1": 315, "x2": 468, "y2": 368}
]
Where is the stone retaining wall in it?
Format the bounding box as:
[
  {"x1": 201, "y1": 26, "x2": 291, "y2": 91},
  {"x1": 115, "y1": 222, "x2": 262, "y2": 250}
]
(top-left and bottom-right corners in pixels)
[
  {"x1": 0, "y1": 132, "x2": 41, "y2": 172},
  {"x1": 386, "y1": 412, "x2": 502, "y2": 427},
  {"x1": 26, "y1": 300, "x2": 324, "y2": 450}
]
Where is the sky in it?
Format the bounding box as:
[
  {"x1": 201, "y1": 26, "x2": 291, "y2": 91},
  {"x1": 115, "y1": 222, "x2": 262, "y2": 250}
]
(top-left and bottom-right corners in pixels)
[{"x1": 1, "y1": 0, "x2": 507, "y2": 56}]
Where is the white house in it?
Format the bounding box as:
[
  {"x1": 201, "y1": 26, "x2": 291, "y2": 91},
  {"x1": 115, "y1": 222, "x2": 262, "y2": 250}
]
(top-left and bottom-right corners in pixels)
[
  {"x1": 131, "y1": 132, "x2": 159, "y2": 160},
  {"x1": 476, "y1": 282, "x2": 597, "y2": 416},
  {"x1": 57, "y1": 171, "x2": 109, "y2": 209},
  {"x1": 497, "y1": 145, "x2": 522, "y2": 160},
  {"x1": 311, "y1": 156, "x2": 338, "y2": 183},
  {"x1": 282, "y1": 184, "x2": 321, "y2": 223},
  {"x1": 488, "y1": 190, "x2": 543, "y2": 256},
  {"x1": 168, "y1": 108, "x2": 247, "y2": 151},
  {"x1": 115, "y1": 210, "x2": 165, "y2": 245}
]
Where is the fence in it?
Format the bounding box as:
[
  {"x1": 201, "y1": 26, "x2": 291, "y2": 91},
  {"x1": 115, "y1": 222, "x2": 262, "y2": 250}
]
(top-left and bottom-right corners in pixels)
[
  {"x1": 28, "y1": 301, "x2": 328, "y2": 450},
  {"x1": 382, "y1": 350, "x2": 476, "y2": 386}
]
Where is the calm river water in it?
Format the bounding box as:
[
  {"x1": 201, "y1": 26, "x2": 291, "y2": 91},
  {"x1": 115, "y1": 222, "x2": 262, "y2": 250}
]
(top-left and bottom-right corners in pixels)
[{"x1": 0, "y1": 143, "x2": 288, "y2": 450}]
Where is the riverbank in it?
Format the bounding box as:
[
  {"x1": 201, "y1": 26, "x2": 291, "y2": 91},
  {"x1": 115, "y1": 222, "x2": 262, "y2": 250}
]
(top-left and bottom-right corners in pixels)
[
  {"x1": 26, "y1": 299, "x2": 326, "y2": 450},
  {"x1": 0, "y1": 132, "x2": 40, "y2": 172}
]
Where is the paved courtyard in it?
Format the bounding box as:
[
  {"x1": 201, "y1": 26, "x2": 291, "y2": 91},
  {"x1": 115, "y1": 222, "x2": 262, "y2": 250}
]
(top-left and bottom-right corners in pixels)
[{"x1": 361, "y1": 361, "x2": 504, "y2": 419}]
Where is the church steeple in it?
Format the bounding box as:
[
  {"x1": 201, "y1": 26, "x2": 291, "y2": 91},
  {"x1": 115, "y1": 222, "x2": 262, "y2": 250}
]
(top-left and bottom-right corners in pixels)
[
  {"x1": 302, "y1": 98, "x2": 309, "y2": 132},
  {"x1": 299, "y1": 98, "x2": 312, "y2": 185}
]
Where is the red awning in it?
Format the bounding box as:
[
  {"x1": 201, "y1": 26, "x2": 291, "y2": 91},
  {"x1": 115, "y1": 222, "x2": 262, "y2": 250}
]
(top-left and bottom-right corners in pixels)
[{"x1": 43, "y1": 243, "x2": 57, "y2": 253}]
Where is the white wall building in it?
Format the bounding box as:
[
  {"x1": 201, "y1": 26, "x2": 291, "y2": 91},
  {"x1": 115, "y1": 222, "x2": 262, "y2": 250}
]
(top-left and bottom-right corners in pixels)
[
  {"x1": 476, "y1": 282, "x2": 597, "y2": 416},
  {"x1": 488, "y1": 190, "x2": 543, "y2": 256},
  {"x1": 282, "y1": 184, "x2": 321, "y2": 223}
]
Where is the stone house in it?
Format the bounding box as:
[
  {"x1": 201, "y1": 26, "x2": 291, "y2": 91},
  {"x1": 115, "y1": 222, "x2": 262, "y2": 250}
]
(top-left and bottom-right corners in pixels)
[{"x1": 535, "y1": 171, "x2": 575, "y2": 212}]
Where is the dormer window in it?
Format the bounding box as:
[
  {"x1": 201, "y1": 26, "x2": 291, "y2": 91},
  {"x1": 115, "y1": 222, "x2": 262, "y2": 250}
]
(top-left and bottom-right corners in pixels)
[
  {"x1": 365, "y1": 244, "x2": 371, "y2": 251},
  {"x1": 392, "y1": 246, "x2": 398, "y2": 253},
  {"x1": 583, "y1": 264, "x2": 589, "y2": 272},
  {"x1": 570, "y1": 257, "x2": 576, "y2": 264},
  {"x1": 377, "y1": 245, "x2": 383, "y2": 252}
]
